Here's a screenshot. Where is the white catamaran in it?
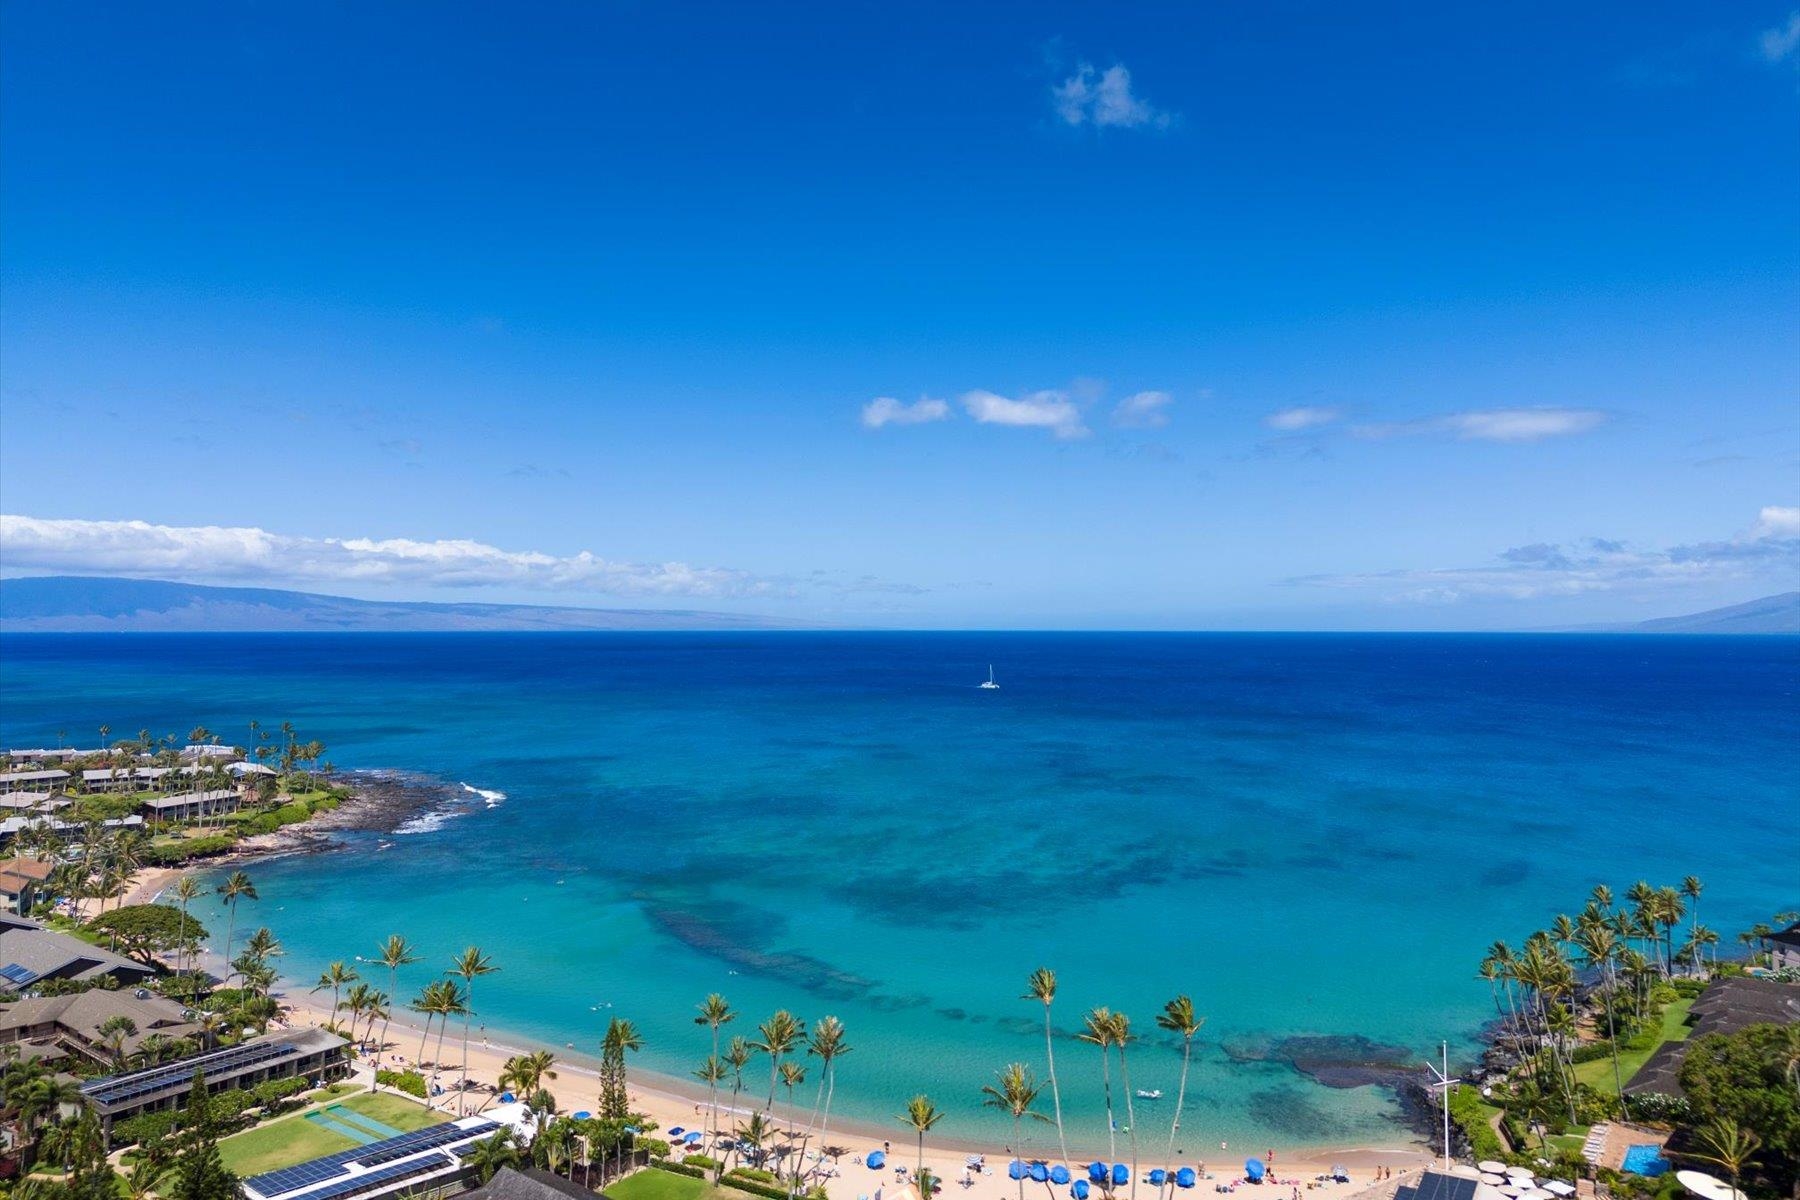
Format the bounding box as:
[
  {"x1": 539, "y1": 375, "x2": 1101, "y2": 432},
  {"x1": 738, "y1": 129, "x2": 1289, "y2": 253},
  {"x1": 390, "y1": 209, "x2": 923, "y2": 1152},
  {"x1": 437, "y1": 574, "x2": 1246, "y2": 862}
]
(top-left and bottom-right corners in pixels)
[{"x1": 979, "y1": 664, "x2": 999, "y2": 690}]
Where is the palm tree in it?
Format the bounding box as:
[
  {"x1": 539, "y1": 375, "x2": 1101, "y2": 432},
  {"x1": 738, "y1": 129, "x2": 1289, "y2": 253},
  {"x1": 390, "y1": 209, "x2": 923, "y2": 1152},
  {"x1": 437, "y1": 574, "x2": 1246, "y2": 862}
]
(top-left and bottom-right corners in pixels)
[
  {"x1": 694, "y1": 1054, "x2": 728, "y2": 1169},
  {"x1": 97, "y1": 1015, "x2": 137, "y2": 1066},
  {"x1": 1111, "y1": 1011, "x2": 1141, "y2": 1200},
  {"x1": 410, "y1": 979, "x2": 449, "y2": 1066},
  {"x1": 215, "y1": 869, "x2": 258, "y2": 976},
  {"x1": 791, "y1": 1014, "x2": 848, "y2": 1187},
  {"x1": 1691, "y1": 1117, "x2": 1760, "y2": 1197},
  {"x1": 344, "y1": 983, "x2": 375, "y2": 1046},
  {"x1": 724, "y1": 1034, "x2": 754, "y2": 1174},
  {"x1": 169, "y1": 875, "x2": 204, "y2": 977},
  {"x1": 372, "y1": 935, "x2": 420, "y2": 1089},
  {"x1": 433, "y1": 981, "x2": 470, "y2": 1085},
  {"x1": 1025, "y1": 967, "x2": 1071, "y2": 1164},
  {"x1": 1573, "y1": 924, "x2": 1625, "y2": 1114},
  {"x1": 466, "y1": 1130, "x2": 524, "y2": 1183},
  {"x1": 1680, "y1": 876, "x2": 1704, "y2": 974},
  {"x1": 755, "y1": 1010, "x2": 805, "y2": 1118},
  {"x1": 500, "y1": 1050, "x2": 558, "y2": 1098},
  {"x1": 1157, "y1": 996, "x2": 1204, "y2": 1175},
  {"x1": 901, "y1": 1094, "x2": 944, "y2": 1186},
  {"x1": 449, "y1": 946, "x2": 499, "y2": 1115},
  {"x1": 313, "y1": 961, "x2": 359, "y2": 1030},
  {"x1": 1079, "y1": 1007, "x2": 1120, "y2": 1162},
  {"x1": 981, "y1": 1063, "x2": 1049, "y2": 1200},
  {"x1": 695, "y1": 994, "x2": 735, "y2": 1151}
]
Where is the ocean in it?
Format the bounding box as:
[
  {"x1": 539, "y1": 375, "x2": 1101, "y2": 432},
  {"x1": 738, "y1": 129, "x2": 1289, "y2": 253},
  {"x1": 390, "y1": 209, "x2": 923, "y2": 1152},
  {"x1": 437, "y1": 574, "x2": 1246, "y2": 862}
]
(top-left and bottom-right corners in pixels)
[{"x1": 1, "y1": 632, "x2": 1794, "y2": 1154}]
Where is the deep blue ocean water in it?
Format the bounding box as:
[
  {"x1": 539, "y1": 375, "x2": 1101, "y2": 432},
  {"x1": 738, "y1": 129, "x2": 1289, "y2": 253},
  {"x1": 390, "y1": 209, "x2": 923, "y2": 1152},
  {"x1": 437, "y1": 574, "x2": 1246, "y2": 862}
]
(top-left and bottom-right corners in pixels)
[{"x1": 1, "y1": 633, "x2": 1795, "y2": 1153}]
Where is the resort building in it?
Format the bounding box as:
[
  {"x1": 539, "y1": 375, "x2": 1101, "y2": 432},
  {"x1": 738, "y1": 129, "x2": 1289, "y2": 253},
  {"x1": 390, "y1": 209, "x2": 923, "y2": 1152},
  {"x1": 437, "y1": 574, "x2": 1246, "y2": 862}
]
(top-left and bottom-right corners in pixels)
[
  {"x1": 0, "y1": 857, "x2": 57, "y2": 914},
  {"x1": 0, "y1": 791, "x2": 70, "y2": 815},
  {"x1": 181, "y1": 744, "x2": 240, "y2": 760},
  {"x1": 0, "y1": 814, "x2": 144, "y2": 848},
  {"x1": 0, "y1": 988, "x2": 202, "y2": 1067},
  {"x1": 81, "y1": 766, "x2": 190, "y2": 793},
  {"x1": 0, "y1": 913, "x2": 156, "y2": 986},
  {"x1": 80, "y1": 1025, "x2": 349, "y2": 1135},
  {"x1": 0, "y1": 769, "x2": 70, "y2": 794},
  {"x1": 240, "y1": 1103, "x2": 529, "y2": 1200},
  {"x1": 1624, "y1": 975, "x2": 1800, "y2": 1099},
  {"x1": 229, "y1": 761, "x2": 279, "y2": 779},
  {"x1": 1770, "y1": 921, "x2": 1800, "y2": 972},
  {"x1": 464, "y1": 1166, "x2": 595, "y2": 1200},
  {"x1": 3, "y1": 749, "x2": 97, "y2": 764},
  {"x1": 142, "y1": 788, "x2": 242, "y2": 824},
  {"x1": 1394, "y1": 1170, "x2": 1507, "y2": 1200}
]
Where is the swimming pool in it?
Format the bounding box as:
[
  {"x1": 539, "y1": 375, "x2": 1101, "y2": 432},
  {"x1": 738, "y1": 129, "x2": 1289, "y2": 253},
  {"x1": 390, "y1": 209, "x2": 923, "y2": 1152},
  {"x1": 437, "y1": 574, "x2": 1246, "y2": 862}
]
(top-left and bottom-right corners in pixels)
[{"x1": 1621, "y1": 1145, "x2": 1670, "y2": 1177}]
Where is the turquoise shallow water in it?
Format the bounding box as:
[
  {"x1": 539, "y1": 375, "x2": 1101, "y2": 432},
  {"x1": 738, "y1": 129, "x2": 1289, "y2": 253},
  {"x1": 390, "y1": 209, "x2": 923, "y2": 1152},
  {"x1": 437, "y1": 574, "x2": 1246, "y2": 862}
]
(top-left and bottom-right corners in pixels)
[{"x1": 1, "y1": 632, "x2": 1795, "y2": 1154}]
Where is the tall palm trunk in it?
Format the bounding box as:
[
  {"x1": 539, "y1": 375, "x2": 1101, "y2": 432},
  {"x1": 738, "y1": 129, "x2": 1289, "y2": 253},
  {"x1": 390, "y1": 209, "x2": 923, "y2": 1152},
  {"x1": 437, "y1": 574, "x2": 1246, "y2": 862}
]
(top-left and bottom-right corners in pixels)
[
  {"x1": 1099, "y1": 1044, "x2": 1117, "y2": 1163},
  {"x1": 460, "y1": 991, "x2": 475, "y2": 1116},
  {"x1": 1117, "y1": 1043, "x2": 1140, "y2": 1200},
  {"x1": 1043, "y1": 1006, "x2": 1069, "y2": 1164},
  {"x1": 1164, "y1": 1038, "x2": 1194, "y2": 1192},
  {"x1": 416, "y1": 1012, "x2": 435, "y2": 1066}
]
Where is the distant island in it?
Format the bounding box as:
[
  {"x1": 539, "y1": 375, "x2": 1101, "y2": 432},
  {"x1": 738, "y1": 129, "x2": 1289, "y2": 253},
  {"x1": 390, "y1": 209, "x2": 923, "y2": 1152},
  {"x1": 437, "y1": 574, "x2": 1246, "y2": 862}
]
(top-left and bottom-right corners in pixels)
[{"x1": 0, "y1": 576, "x2": 815, "y2": 632}]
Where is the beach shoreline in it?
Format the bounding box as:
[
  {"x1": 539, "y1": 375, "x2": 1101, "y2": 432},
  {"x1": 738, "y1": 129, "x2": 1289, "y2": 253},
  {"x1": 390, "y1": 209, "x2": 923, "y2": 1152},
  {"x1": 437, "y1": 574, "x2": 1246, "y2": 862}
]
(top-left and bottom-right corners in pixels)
[{"x1": 262, "y1": 982, "x2": 1432, "y2": 1189}]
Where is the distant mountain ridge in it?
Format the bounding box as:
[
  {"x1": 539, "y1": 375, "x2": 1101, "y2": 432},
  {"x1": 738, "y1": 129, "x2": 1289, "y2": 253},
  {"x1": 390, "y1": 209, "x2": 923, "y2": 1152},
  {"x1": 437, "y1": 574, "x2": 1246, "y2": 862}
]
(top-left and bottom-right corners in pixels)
[
  {"x1": 1624, "y1": 591, "x2": 1800, "y2": 634},
  {"x1": 0, "y1": 576, "x2": 813, "y2": 632}
]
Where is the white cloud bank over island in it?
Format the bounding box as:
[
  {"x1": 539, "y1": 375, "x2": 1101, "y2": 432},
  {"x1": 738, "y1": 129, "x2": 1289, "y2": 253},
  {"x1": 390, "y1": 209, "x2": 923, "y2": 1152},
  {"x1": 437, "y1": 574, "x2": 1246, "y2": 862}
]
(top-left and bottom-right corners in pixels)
[{"x1": 0, "y1": 515, "x2": 775, "y2": 599}]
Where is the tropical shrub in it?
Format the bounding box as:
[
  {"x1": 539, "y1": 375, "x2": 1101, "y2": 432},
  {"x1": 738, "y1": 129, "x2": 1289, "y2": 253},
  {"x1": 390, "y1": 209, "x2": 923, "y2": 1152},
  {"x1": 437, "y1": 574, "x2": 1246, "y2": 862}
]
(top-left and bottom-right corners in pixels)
[
  {"x1": 654, "y1": 1161, "x2": 710, "y2": 1180},
  {"x1": 1448, "y1": 1085, "x2": 1508, "y2": 1161},
  {"x1": 684, "y1": 1154, "x2": 720, "y2": 1170},
  {"x1": 731, "y1": 1168, "x2": 779, "y2": 1183},
  {"x1": 111, "y1": 1109, "x2": 178, "y2": 1146},
  {"x1": 377, "y1": 1068, "x2": 428, "y2": 1097},
  {"x1": 143, "y1": 834, "x2": 237, "y2": 864},
  {"x1": 636, "y1": 1136, "x2": 671, "y2": 1160}
]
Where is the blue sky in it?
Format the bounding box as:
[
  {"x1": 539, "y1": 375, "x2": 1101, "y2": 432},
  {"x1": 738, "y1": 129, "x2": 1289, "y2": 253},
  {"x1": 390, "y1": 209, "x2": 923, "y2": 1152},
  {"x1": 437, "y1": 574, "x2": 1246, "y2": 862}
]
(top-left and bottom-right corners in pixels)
[{"x1": 1, "y1": 2, "x2": 1796, "y2": 628}]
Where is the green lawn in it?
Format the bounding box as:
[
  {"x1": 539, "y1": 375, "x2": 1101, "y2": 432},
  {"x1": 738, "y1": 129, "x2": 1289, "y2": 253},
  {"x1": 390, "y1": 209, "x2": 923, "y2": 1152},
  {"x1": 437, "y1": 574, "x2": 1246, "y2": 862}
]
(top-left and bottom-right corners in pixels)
[
  {"x1": 1574, "y1": 998, "x2": 1694, "y2": 1093},
  {"x1": 218, "y1": 1091, "x2": 447, "y2": 1175},
  {"x1": 607, "y1": 1170, "x2": 736, "y2": 1200}
]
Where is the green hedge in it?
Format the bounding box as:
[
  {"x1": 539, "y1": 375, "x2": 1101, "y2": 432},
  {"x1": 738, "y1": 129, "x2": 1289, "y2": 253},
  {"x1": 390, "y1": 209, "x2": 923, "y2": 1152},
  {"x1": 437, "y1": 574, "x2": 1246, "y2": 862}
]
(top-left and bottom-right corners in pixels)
[
  {"x1": 652, "y1": 1161, "x2": 709, "y2": 1180},
  {"x1": 721, "y1": 1177, "x2": 790, "y2": 1200},
  {"x1": 143, "y1": 834, "x2": 237, "y2": 864},
  {"x1": 1447, "y1": 1085, "x2": 1507, "y2": 1162},
  {"x1": 111, "y1": 1110, "x2": 177, "y2": 1147},
  {"x1": 377, "y1": 1068, "x2": 428, "y2": 1097},
  {"x1": 684, "y1": 1155, "x2": 720, "y2": 1170}
]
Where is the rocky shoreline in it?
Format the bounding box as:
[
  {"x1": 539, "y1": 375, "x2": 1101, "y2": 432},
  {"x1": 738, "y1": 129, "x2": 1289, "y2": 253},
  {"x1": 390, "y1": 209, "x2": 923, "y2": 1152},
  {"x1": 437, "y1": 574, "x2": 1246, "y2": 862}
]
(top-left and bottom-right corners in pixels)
[{"x1": 224, "y1": 768, "x2": 469, "y2": 860}]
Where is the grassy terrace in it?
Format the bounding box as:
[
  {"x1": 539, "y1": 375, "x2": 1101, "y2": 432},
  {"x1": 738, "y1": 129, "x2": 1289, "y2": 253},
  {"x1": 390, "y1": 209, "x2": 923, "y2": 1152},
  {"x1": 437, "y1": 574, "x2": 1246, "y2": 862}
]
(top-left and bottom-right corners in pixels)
[
  {"x1": 1572, "y1": 996, "x2": 1694, "y2": 1094},
  {"x1": 218, "y1": 1091, "x2": 447, "y2": 1176},
  {"x1": 608, "y1": 1170, "x2": 738, "y2": 1200}
]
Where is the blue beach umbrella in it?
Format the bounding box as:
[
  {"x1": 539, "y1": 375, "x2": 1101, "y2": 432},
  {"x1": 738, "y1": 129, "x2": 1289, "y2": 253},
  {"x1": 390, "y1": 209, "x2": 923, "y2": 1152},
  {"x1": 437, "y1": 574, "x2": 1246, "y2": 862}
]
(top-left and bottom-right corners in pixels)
[
  {"x1": 1072, "y1": 1183, "x2": 1090, "y2": 1200},
  {"x1": 1051, "y1": 1166, "x2": 1072, "y2": 1185},
  {"x1": 1089, "y1": 1164, "x2": 1109, "y2": 1183},
  {"x1": 1009, "y1": 1161, "x2": 1027, "y2": 1181},
  {"x1": 1176, "y1": 1168, "x2": 1197, "y2": 1189},
  {"x1": 500, "y1": 1091, "x2": 516, "y2": 1103},
  {"x1": 1113, "y1": 1165, "x2": 1130, "y2": 1187},
  {"x1": 573, "y1": 1111, "x2": 591, "y2": 1120},
  {"x1": 1150, "y1": 1170, "x2": 1168, "y2": 1186},
  {"x1": 1031, "y1": 1164, "x2": 1049, "y2": 1183},
  {"x1": 670, "y1": 1127, "x2": 686, "y2": 1137},
  {"x1": 868, "y1": 1152, "x2": 887, "y2": 1170},
  {"x1": 686, "y1": 1132, "x2": 704, "y2": 1145},
  {"x1": 1245, "y1": 1160, "x2": 1265, "y2": 1183}
]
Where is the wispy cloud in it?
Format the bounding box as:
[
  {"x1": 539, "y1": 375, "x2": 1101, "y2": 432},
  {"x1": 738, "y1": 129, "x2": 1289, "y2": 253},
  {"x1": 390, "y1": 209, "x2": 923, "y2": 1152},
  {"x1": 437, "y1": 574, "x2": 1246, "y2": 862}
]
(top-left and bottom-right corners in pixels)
[
  {"x1": 0, "y1": 515, "x2": 777, "y2": 599},
  {"x1": 1264, "y1": 405, "x2": 1342, "y2": 432},
  {"x1": 1112, "y1": 390, "x2": 1173, "y2": 429},
  {"x1": 862, "y1": 396, "x2": 952, "y2": 429},
  {"x1": 1761, "y1": 11, "x2": 1800, "y2": 62},
  {"x1": 1354, "y1": 407, "x2": 1607, "y2": 443},
  {"x1": 1052, "y1": 62, "x2": 1174, "y2": 130},
  {"x1": 1289, "y1": 506, "x2": 1800, "y2": 603},
  {"x1": 961, "y1": 389, "x2": 1089, "y2": 439}
]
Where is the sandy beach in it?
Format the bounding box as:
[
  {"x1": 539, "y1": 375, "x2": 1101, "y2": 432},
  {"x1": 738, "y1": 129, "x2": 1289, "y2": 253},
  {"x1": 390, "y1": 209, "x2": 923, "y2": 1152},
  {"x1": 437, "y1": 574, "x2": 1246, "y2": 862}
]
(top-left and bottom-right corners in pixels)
[{"x1": 263, "y1": 984, "x2": 1432, "y2": 1200}]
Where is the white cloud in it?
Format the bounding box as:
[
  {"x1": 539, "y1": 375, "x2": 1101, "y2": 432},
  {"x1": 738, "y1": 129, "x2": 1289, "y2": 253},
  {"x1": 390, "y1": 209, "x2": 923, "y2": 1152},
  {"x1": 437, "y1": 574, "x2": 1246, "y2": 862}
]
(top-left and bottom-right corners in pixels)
[
  {"x1": 1761, "y1": 12, "x2": 1800, "y2": 61},
  {"x1": 1290, "y1": 507, "x2": 1799, "y2": 603},
  {"x1": 1112, "y1": 390, "x2": 1173, "y2": 429},
  {"x1": 862, "y1": 396, "x2": 952, "y2": 429},
  {"x1": 1264, "y1": 406, "x2": 1341, "y2": 432},
  {"x1": 961, "y1": 389, "x2": 1089, "y2": 439},
  {"x1": 1052, "y1": 62, "x2": 1174, "y2": 130},
  {"x1": 1354, "y1": 407, "x2": 1607, "y2": 443},
  {"x1": 0, "y1": 515, "x2": 774, "y2": 598}
]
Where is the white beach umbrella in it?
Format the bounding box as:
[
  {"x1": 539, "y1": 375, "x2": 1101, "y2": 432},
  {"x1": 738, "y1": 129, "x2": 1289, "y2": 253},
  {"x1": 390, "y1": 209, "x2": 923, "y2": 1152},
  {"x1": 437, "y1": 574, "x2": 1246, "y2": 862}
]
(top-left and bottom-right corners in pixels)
[
  {"x1": 1479, "y1": 1174, "x2": 1505, "y2": 1185},
  {"x1": 1676, "y1": 1172, "x2": 1746, "y2": 1200},
  {"x1": 1542, "y1": 1183, "x2": 1575, "y2": 1196},
  {"x1": 1498, "y1": 1186, "x2": 1523, "y2": 1197},
  {"x1": 1505, "y1": 1168, "x2": 1535, "y2": 1180},
  {"x1": 1478, "y1": 1163, "x2": 1507, "y2": 1175}
]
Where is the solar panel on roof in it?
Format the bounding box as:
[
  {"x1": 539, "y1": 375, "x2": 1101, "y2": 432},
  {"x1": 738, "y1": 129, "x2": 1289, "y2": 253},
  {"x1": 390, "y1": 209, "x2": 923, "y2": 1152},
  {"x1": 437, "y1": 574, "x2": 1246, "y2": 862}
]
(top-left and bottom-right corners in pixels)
[
  {"x1": 286, "y1": 1153, "x2": 454, "y2": 1200},
  {"x1": 0, "y1": 963, "x2": 40, "y2": 986},
  {"x1": 244, "y1": 1119, "x2": 497, "y2": 1197},
  {"x1": 81, "y1": 1039, "x2": 298, "y2": 1105}
]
